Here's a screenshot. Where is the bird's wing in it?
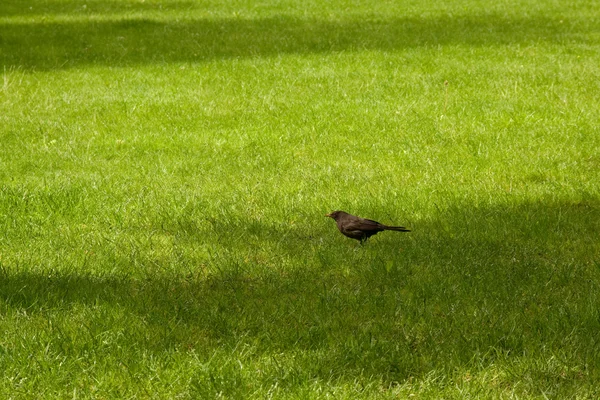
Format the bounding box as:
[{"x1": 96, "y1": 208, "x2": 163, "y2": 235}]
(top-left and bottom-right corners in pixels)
[{"x1": 344, "y1": 218, "x2": 383, "y2": 232}]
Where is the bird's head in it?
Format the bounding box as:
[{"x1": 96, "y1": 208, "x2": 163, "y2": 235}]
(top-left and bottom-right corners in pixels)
[{"x1": 325, "y1": 210, "x2": 345, "y2": 220}]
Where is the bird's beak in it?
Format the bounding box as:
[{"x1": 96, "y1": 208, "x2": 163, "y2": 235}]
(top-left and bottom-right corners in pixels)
[{"x1": 325, "y1": 213, "x2": 332, "y2": 218}]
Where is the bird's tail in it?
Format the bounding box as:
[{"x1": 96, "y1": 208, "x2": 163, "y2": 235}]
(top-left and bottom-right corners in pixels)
[{"x1": 383, "y1": 225, "x2": 411, "y2": 232}]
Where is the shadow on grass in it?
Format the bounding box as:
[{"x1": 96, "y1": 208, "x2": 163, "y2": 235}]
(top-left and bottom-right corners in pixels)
[
  {"x1": 0, "y1": 0, "x2": 197, "y2": 17},
  {"x1": 1, "y1": 13, "x2": 596, "y2": 70},
  {"x1": 1, "y1": 198, "x2": 599, "y2": 387}
]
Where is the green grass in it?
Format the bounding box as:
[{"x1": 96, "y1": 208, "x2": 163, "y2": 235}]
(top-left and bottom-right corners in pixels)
[{"x1": 1, "y1": 0, "x2": 600, "y2": 397}]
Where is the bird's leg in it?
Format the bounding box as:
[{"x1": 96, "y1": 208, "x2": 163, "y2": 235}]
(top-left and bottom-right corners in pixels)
[{"x1": 354, "y1": 240, "x2": 364, "y2": 251}]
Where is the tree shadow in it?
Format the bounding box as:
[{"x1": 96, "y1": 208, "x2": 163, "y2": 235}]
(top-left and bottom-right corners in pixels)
[
  {"x1": 0, "y1": 0, "x2": 198, "y2": 17},
  {"x1": 1, "y1": 197, "x2": 599, "y2": 385},
  {"x1": 1, "y1": 13, "x2": 595, "y2": 70}
]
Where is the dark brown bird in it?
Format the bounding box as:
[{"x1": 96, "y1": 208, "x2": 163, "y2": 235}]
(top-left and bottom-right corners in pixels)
[{"x1": 326, "y1": 210, "x2": 410, "y2": 243}]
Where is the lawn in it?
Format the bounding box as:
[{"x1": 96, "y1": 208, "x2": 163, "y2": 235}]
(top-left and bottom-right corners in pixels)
[{"x1": 1, "y1": 0, "x2": 600, "y2": 398}]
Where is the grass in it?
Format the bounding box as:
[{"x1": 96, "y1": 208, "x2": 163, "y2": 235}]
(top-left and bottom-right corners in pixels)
[{"x1": 1, "y1": 0, "x2": 600, "y2": 397}]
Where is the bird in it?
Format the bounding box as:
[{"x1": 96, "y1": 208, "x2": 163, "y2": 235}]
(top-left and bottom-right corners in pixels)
[{"x1": 325, "y1": 210, "x2": 410, "y2": 243}]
